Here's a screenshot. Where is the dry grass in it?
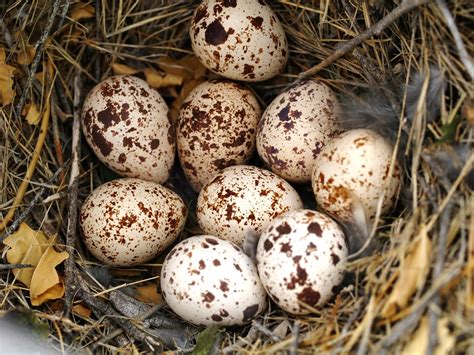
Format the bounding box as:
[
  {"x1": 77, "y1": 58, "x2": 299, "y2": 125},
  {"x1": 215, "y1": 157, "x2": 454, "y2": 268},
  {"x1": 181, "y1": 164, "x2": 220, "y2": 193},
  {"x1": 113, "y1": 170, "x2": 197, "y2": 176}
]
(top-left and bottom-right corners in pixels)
[{"x1": 0, "y1": 0, "x2": 473, "y2": 353}]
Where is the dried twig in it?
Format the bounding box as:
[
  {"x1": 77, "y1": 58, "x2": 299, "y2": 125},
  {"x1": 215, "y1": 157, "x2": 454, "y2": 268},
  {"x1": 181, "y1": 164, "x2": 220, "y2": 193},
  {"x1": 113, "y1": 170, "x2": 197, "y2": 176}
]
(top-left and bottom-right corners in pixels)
[
  {"x1": 427, "y1": 202, "x2": 454, "y2": 353},
  {"x1": 15, "y1": 0, "x2": 62, "y2": 116},
  {"x1": 0, "y1": 164, "x2": 65, "y2": 243},
  {"x1": 0, "y1": 263, "x2": 33, "y2": 270},
  {"x1": 435, "y1": 0, "x2": 474, "y2": 80},
  {"x1": 64, "y1": 70, "x2": 83, "y2": 318},
  {"x1": 0, "y1": 78, "x2": 55, "y2": 233},
  {"x1": 299, "y1": 0, "x2": 428, "y2": 78},
  {"x1": 251, "y1": 320, "x2": 282, "y2": 342}
]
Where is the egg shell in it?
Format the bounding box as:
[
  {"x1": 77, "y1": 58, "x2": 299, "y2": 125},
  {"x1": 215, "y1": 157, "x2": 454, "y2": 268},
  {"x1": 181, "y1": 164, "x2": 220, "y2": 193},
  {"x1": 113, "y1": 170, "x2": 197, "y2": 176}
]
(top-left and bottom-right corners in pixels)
[
  {"x1": 79, "y1": 178, "x2": 187, "y2": 267},
  {"x1": 190, "y1": 0, "x2": 288, "y2": 81},
  {"x1": 81, "y1": 75, "x2": 175, "y2": 184},
  {"x1": 197, "y1": 165, "x2": 303, "y2": 245},
  {"x1": 312, "y1": 129, "x2": 402, "y2": 223},
  {"x1": 160, "y1": 235, "x2": 267, "y2": 325},
  {"x1": 177, "y1": 80, "x2": 261, "y2": 191},
  {"x1": 256, "y1": 210, "x2": 348, "y2": 314},
  {"x1": 257, "y1": 80, "x2": 341, "y2": 183}
]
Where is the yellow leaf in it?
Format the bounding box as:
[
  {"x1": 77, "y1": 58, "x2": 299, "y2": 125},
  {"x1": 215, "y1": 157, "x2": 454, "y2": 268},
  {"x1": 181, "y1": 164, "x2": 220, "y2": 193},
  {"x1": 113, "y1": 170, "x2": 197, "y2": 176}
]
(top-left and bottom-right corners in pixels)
[
  {"x1": 72, "y1": 304, "x2": 92, "y2": 318},
  {"x1": 17, "y1": 46, "x2": 36, "y2": 66},
  {"x1": 0, "y1": 47, "x2": 16, "y2": 106},
  {"x1": 381, "y1": 225, "x2": 432, "y2": 318},
  {"x1": 3, "y1": 223, "x2": 69, "y2": 306},
  {"x1": 143, "y1": 68, "x2": 183, "y2": 89},
  {"x1": 24, "y1": 103, "x2": 41, "y2": 125},
  {"x1": 135, "y1": 284, "x2": 163, "y2": 304},
  {"x1": 157, "y1": 55, "x2": 207, "y2": 80},
  {"x1": 30, "y1": 241, "x2": 68, "y2": 306},
  {"x1": 70, "y1": 3, "x2": 95, "y2": 21},
  {"x1": 112, "y1": 63, "x2": 140, "y2": 76},
  {"x1": 402, "y1": 317, "x2": 455, "y2": 355}
]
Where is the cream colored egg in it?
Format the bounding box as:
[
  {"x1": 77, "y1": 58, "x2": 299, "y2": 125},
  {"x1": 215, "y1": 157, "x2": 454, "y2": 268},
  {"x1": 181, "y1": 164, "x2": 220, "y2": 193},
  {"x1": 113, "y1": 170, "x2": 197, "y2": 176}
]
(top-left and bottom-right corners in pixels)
[
  {"x1": 81, "y1": 75, "x2": 175, "y2": 183},
  {"x1": 257, "y1": 210, "x2": 348, "y2": 314},
  {"x1": 196, "y1": 165, "x2": 303, "y2": 245},
  {"x1": 257, "y1": 80, "x2": 341, "y2": 183},
  {"x1": 79, "y1": 178, "x2": 187, "y2": 267},
  {"x1": 190, "y1": 0, "x2": 288, "y2": 81},
  {"x1": 177, "y1": 80, "x2": 261, "y2": 191},
  {"x1": 161, "y1": 235, "x2": 267, "y2": 325},
  {"x1": 312, "y1": 129, "x2": 402, "y2": 223}
]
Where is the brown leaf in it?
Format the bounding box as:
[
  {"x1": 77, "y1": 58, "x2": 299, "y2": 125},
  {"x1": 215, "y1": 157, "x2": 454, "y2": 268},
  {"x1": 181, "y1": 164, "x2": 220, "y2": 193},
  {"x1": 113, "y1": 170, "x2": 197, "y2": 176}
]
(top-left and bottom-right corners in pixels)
[
  {"x1": 3, "y1": 223, "x2": 69, "y2": 306},
  {"x1": 143, "y1": 68, "x2": 183, "y2": 89},
  {"x1": 0, "y1": 47, "x2": 16, "y2": 106},
  {"x1": 381, "y1": 225, "x2": 431, "y2": 318},
  {"x1": 72, "y1": 304, "x2": 92, "y2": 318},
  {"x1": 158, "y1": 55, "x2": 207, "y2": 80},
  {"x1": 70, "y1": 2, "x2": 95, "y2": 21},
  {"x1": 23, "y1": 103, "x2": 41, "y2": 125},
  {"x1": 112, "y1": 63, "x2": 140, "y2": 76},
  {"x1": 135, "y1": 284, "x2": 163, "y2": 304},
  {"x1": 17, "y1": 46, "x2": 36, "y2": 66}
]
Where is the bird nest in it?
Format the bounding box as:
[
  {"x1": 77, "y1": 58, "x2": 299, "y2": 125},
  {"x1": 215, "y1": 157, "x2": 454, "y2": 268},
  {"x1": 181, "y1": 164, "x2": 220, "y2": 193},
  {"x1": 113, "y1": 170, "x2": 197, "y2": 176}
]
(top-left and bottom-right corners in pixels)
[{"x1": 0, "y1": 0, "x2": 473, "y2": 353}]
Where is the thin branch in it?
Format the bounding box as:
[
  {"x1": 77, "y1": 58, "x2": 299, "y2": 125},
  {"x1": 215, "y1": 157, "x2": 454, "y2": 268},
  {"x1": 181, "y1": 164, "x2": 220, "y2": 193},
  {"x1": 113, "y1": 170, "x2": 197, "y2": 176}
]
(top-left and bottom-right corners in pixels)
[
  {"x1": 15, "y1": 0, "x2": 62, "y2": 116},
  {"x1": 0, "y1": 263, "x2": 33, "y2": 270},
  {"x1": 435, "y1": 0, "x2": 474, "y2": 80},
  {"x1": 299, "y1": 0, "x2": 428, "y2": 78},
  {"x1": 64, "y1": 70, "x2": 82, "y2": 318}
]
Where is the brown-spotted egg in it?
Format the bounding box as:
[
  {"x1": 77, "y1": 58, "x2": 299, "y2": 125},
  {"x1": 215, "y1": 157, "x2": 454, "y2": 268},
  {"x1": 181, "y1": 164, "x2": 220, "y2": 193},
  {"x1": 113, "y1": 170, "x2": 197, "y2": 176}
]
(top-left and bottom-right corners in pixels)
[
  {"x1": 160, "y1": 235, "x2": 267, "y2": 325},
  {"x1": 79, "y1": 178, "x2": 187, "y2": 267},
  {"x1": 196, "y1": 165, "x2": 303, "y2": 246},
  {"x1": 312, "y1": 129, "x2": 402, "y2": 223},
  {"x1": 257, "y1": 80, "x2": 341, "y2": 183},
  {"x1": 177, "y1": 80, "x2": 261, "y2": 191},
  {"x1": 190, "y1": 0, "x2": 288, "y2": 81},
  {"x1": 256, "y1": 210, "x2": 348, "y2": 314},
  {"x1": 81, "y1": 75, "x2": 175, "y2": 183}
]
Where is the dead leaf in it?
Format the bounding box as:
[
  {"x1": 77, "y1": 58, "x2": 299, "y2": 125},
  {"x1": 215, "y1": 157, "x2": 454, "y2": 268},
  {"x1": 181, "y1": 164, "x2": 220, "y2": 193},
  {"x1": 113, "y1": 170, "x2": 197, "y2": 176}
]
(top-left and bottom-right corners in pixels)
[
  {"x1": 381, "y1": 225, "x2": 432, "y2": 318},
  {"x1": 112, "y1": 63, "x2": 140, "y2": 76},
  {"x1": 143, "y1": 68, "x2": 183, "y2": 88},
  {"x1": 17, "y1": 46, "x2": 36, "y2": 66},
  {"x1": 0, "y1": 47, "x2": 16, "y2": 106},
  {"x1": 70, "y1": 2, "x2": 95, "y2": 21},
  {"x1": 3, "y1": 223, "x2": 69, "y2": 306},
  {"x1": 23, "y1": 103, "x2": 41, "y2": 125},
  {"x1": 72, "y1": 304, "x2": 92, "y2": 318},
  {"x1": 135, "y1": 284, "x2": 163, "y2": 304},
  {"x1": 157, "y1": 55, "x2": 206, "y2": 80},
  {"x1": 402, "y1": 317, "x2": 455, "y2": 355}
]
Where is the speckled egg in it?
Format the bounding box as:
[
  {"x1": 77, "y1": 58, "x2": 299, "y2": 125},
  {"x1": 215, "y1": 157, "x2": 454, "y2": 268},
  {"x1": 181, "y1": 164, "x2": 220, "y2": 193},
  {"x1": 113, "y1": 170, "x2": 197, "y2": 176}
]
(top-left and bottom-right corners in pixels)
[
  {"x1": 81, "y1": 75, "x2": 175, "y2": 183},
  {"x1": 190, "y1": 0, "x2": 288, "y2": 81},
  {"x1": 79, "y1": 178, "x2": 187, "y2": 267},
  {"x1": 257, "y1": 80, "x2": 341, "y2": 183},
  {"x1": 256, "y1": 210, "x2": 348, "y2": 314},
  {"x1": 160, "y1": 235, "x2": 267, "y2": 325},
  {"x1": 177, "y1": 80, "x2": 261, "y2": 191},
  {"x1": 197, "y1": 165, "x2": 303, "y2": 245},
  {"x1": 312, "y1": 129, "x2": 402, "y2": 223}
]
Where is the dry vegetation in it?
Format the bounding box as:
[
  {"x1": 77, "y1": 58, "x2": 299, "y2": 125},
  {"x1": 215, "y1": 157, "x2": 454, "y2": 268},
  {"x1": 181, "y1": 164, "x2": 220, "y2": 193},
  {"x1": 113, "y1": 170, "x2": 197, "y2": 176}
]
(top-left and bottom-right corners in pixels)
[{"x1": 0, "y1": 0, "x2": 473, "y2": 353}]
